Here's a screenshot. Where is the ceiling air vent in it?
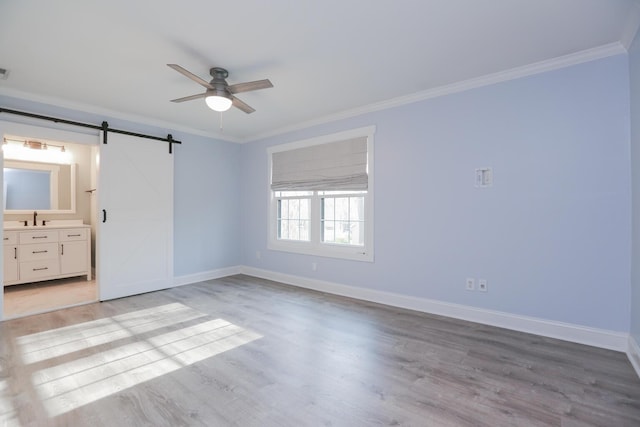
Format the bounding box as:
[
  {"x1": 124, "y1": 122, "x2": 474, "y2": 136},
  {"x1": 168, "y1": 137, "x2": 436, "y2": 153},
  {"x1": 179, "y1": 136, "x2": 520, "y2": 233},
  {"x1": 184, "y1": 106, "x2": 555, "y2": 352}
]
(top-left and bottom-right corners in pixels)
[{"x1": 0, "y1": 68, "x2": 9, "y2": 80}]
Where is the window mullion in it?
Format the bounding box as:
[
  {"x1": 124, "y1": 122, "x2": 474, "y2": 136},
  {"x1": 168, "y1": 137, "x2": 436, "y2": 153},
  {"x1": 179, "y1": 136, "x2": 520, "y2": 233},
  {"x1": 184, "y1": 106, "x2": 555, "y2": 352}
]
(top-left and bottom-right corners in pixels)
[{"x1": 310, "y1": 192, "x2": 321, "y2": 246}]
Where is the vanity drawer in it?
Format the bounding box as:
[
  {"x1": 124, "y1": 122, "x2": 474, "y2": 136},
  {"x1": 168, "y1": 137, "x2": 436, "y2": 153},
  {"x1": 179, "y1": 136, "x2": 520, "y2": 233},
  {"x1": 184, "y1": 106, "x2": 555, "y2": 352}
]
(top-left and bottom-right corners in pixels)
[
  {"x1": 20, "y1": 259, "x2": 60, "y2": 281},
  {"x1": 3, "y1": 232, "x2": 17, "y2": 245},
  {"x1": 19, "y1": 230, "x2": 59, "y2": 244},
  {"x1": 19, "y1": 242, "x2": 59, "y2": 261},
  {"x1": 59, "y1": 228, "x2": 87, "y2": 242}
]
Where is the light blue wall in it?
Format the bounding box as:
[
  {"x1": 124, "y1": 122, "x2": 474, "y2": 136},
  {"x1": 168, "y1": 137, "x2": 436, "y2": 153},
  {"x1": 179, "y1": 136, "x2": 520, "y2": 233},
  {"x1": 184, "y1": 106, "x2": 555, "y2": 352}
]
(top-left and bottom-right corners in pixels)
[
  {"x1": 241, "y1": 55, "x2": 631, "y2": 332},
  {"x1": 630, "y1": 29, "x2": 640, "y2": 343},
  {"x1": 0, "y1": 95, "x2": 242, "y2": 277},
  {"x1": 173, "y1": 134, "x2": 241, "y2": 275}
]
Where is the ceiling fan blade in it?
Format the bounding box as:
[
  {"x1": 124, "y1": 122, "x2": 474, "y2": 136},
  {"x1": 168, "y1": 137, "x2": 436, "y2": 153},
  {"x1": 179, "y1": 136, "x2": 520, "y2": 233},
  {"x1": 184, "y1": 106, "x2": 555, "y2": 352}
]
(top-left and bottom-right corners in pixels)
[
  {"x1": 170, "y1": 93, "x2": 207, "y2": 103},
  {"x1": 228, "y1": 79, "x2": 273, "y2": 94},
  {"x1": 167, "y1": 64, "x2": 213, "y2": 89},
  {"x1": 232, "y1": 96, "x2": 255, "y2": 114}
]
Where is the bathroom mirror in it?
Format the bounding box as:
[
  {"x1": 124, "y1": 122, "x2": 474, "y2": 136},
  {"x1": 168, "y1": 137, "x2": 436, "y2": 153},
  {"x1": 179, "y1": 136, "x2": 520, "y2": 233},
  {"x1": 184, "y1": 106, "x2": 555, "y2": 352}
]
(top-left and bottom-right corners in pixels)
[{"x1": 3, "y1": 160, "x2": 76, "y2": 214}]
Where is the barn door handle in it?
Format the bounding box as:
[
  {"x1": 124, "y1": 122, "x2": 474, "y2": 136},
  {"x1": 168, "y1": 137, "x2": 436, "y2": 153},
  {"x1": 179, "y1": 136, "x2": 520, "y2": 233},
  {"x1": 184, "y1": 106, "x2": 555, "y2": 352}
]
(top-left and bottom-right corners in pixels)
[{"x1": 102, "y1": 209, "x2": 107, "y2": 223}]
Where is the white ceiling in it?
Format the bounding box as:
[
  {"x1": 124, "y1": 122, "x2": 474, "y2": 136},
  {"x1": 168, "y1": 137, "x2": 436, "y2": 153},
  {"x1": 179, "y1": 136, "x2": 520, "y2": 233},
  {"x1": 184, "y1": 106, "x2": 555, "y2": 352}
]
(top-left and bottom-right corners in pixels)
[{"x1": 1, "y1": 0, "x2": 639, "y2": 142}]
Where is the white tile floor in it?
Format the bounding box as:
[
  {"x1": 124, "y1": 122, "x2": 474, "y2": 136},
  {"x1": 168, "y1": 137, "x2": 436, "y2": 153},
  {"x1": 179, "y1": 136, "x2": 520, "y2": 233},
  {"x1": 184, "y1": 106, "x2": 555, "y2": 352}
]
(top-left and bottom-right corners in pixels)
[{"x1": 3, "y1": 276, "x2": 97, "y2": 318}]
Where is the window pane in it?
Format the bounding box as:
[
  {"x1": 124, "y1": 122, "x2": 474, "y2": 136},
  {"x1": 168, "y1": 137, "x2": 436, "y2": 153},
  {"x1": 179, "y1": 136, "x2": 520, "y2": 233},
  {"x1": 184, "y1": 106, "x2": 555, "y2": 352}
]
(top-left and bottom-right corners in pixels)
[
  {"x1": 335, "y1": 197, "x2": 349, "y2": 220},
  {"x1": 276, "y1": 196, "x2": 311, "y2": 242},
  {"x1": 279, "y1": 219, "x2": 289, "y2": 239},
  {"x1": 288, "y1": 199, "x2": 299, "y2": 219},
  {"x1": 350, "y1": 197, "x2": 364, "y2": 221},
  {"x1": 320, "y1": 195, "x2": 365, "y2": 247},
  {"x1": 283, "y1": 219, "x2": 309, "y2": 241},
  {"x1": 284, "y1": 200, "x2": 291, "y2": 220},
  {"x1": 300, "y1": 198, "x2": 310, "y2": 219},
  {"x1": 299, "y1": 219, "x2": 310, "y2": 241},
  {"x1": 335, "y1": 220, "x2": 350, "y2": 244},
  {"x1": 323, "y1": 220, "x2": 335, "y2": 242},
  {"x1": 350, "y1": 222, "x2": 364, "y2": 245},
  {"x1": 323, "y1": 197, "x2": 334, "y2": 220},
  {"x1": 289, "y1": 218, "x2": 300, "y2": 240}
]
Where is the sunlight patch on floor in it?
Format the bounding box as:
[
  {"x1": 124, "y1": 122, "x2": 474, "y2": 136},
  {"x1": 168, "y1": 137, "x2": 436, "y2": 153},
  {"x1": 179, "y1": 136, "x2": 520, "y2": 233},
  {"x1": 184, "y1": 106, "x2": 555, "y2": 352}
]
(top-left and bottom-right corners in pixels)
[
  {"x1": 17, "y1": 303, "x2": 207, "y2": 364},
  {"x1": 0, "y1": 379, "x2": 19, "y2": 427},
  {"x1": 16, "y1": 303, "x2": 261, "y2": 418}
]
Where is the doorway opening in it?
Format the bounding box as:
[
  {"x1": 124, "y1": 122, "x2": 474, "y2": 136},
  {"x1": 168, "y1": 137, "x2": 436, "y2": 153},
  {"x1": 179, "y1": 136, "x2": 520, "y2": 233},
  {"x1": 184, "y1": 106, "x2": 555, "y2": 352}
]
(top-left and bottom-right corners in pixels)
[{"x1": 2, "y1": 137, "x2": 99, "y2": 318}]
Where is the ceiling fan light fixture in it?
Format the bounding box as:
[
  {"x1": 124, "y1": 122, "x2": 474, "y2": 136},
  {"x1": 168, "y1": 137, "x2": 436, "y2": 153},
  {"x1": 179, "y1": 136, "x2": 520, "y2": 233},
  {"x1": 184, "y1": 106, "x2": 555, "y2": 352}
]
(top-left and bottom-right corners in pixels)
[{"x1": 205, "y1": 94, "x2": 232, "y2": 112}]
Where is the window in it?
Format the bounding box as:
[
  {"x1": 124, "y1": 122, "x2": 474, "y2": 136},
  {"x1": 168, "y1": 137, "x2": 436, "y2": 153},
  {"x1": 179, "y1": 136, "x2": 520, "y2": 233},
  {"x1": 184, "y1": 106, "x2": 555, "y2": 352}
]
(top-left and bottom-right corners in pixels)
[{"x1": 268, "y1": 127, "x2": 374, "y2": 261}]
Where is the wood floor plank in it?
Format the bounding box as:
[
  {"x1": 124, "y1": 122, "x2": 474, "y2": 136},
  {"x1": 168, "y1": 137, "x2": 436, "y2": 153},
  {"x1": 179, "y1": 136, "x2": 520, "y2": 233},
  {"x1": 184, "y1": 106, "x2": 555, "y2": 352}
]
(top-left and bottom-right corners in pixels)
[{"x1": 0, "y1": 274, "x2": 639, "y2": 426}]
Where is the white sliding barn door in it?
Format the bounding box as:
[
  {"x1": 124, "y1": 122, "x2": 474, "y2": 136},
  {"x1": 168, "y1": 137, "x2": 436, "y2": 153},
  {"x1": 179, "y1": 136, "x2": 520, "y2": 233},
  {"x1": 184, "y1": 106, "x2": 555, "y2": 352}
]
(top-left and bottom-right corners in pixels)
[{"x1": 97, "y1": 132, "x2": 173, "y2": 300}]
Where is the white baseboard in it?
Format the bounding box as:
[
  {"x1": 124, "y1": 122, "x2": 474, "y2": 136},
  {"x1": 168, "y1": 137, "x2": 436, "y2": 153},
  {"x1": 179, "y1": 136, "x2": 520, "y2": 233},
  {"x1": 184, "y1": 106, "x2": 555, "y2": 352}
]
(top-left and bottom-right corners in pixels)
[
  {"x1": 239, "y1": 266, "x2": 628, "y2": 352},
  {"x1": 173, "y1": 266, "x2": 242, "y2": 287},
  {"x1": 628, "y1": 336, "x2": 640, "y2": 379}
]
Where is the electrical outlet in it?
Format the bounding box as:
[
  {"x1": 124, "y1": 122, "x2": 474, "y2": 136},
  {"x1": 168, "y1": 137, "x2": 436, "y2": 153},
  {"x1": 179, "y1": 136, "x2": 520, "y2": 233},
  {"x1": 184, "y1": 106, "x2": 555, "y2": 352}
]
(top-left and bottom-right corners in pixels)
[
  {"x1": 466, "y1": 278, "x2": 475, "y2": 291},
  {"x1": 475, "y1": 168, "x2": 493, "y2": 187},
  {"x1": 312, "y1": 262, "x2": 317, "y2": 271},
  {"x1": 478, "y1": 279, "x2": 488, "y2": 292}
]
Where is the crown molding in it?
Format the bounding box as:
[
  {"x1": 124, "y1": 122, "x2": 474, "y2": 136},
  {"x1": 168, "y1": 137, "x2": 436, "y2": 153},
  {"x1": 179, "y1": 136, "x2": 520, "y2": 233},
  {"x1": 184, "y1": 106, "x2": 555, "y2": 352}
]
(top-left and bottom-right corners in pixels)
[
  {"x1": 245, "y1": 42, "x2": 627, "y2": 143},
  {"x1": 0, "y1": 87, "x2": 241, "y2": 143}
]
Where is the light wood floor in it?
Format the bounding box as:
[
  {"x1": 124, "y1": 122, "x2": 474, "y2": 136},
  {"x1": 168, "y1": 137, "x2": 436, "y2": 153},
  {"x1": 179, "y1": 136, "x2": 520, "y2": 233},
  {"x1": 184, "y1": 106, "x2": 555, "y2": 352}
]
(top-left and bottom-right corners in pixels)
[
  {"x1": 3, "y1": 276, "x2": 97, "y2": 318},
  {"x1": 1, "y1": 274, "x2": 639, "y2": 426}
]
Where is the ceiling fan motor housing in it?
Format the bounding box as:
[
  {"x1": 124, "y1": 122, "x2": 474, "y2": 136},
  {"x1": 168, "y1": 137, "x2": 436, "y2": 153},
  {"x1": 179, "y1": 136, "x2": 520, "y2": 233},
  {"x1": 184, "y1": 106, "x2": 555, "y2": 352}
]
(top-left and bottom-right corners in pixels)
[
  {"x1": 209, "y1": 68, "x2": 231, "y2": 96},
  {"x1": 210, "y1": 67, "x2": 229, "y2": 79}
]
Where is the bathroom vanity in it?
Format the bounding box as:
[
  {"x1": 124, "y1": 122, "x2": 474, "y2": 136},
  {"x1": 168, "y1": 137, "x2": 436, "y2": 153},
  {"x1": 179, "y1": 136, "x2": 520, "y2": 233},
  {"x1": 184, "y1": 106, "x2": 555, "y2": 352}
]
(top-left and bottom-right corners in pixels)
[{"x1": 3, "y1": 221, "x2": 91, "y2": 286}]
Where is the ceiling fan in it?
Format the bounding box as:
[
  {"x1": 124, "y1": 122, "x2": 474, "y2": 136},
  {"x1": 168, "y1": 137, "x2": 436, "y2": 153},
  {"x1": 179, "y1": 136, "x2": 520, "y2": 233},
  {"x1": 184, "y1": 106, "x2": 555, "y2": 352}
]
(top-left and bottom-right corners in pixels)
[{"x1": 167, "y1": 64, "x2": 273, "y2": 114}]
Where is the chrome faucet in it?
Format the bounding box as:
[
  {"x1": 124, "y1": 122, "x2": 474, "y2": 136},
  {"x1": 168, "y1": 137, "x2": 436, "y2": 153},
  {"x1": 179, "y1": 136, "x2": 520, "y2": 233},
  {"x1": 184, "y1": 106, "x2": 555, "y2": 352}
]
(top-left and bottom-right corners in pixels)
[{"x1": 33, "y1": 211, "x2": 37, "y2": 226}]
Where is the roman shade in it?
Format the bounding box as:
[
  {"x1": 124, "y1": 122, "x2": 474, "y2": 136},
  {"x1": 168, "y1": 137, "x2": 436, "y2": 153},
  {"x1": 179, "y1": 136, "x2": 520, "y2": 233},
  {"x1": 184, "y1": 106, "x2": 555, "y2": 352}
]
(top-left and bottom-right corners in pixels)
[{"x1": 271, "y1": 137, "x2": 368, "y2": 191}]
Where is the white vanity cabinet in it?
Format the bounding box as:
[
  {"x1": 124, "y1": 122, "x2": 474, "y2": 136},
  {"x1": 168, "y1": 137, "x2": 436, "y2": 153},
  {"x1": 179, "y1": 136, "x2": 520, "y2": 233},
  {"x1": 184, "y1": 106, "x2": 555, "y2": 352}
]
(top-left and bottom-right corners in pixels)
[
  {"x1": 59, "y1": 228, "x2": 89, "y2": 275},
  {"x1": 3, "y1": 226, "x2": 91, "y2": 286},
  {"x1": 3, "y1": 231, "x2": 18, "y2": 283}
]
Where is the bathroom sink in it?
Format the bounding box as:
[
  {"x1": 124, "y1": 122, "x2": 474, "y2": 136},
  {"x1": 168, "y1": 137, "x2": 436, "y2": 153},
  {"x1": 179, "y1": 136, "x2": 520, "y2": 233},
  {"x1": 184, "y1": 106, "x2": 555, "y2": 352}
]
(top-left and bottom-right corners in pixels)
[{"x1": 3, "y1": 220, "x2": 86, "y2": 230}]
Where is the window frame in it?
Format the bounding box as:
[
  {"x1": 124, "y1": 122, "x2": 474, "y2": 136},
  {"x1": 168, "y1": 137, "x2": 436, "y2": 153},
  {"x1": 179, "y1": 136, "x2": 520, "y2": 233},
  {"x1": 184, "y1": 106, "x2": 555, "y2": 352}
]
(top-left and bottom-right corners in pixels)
[{"x1": 268, "y1": 126, "x2": 375, "y2": 262}]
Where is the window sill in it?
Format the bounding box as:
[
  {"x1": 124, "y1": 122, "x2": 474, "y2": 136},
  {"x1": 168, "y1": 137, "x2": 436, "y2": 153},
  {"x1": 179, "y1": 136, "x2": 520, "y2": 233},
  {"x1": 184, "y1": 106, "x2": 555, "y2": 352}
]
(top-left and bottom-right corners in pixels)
[{"x1": 267, "y1": 240, "x2": 373, "y2": 262}]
